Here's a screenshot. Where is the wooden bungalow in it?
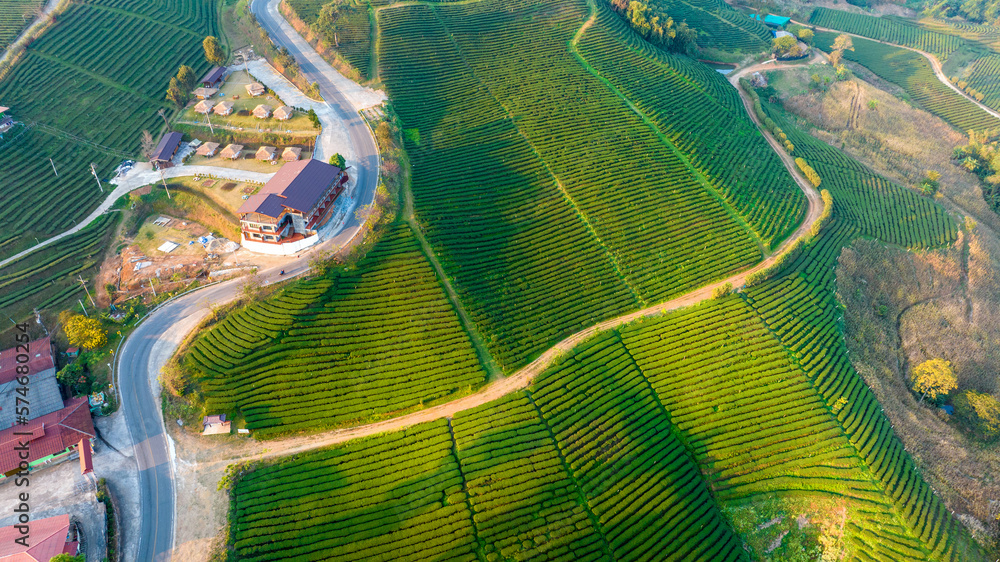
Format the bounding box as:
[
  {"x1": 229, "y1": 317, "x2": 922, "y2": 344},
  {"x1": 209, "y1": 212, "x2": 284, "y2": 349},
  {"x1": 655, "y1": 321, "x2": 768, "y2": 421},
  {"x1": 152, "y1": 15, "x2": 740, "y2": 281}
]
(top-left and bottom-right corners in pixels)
[
  {"x1": 213, "y1": 101, "x2": 235, "y2": 116},
  {"x1": 273, "y1": 105, "x2": 294, "y2": 121},
  {"x1": 220, "y1": 144, "x2": 244, "y2": 160},
  {"x1": 253, "y1": 104, "x2": 273, "y2": 119},
  {"x1": 256, "y1": 146, "x2": 278, "y2": 161},
  {"x1": 282, "y1": 147, "x2": 302, "y2": 162},
  {"x1": 246, "y1": 82, "x2": 266, "y2": 97},
  {"x1": 194, "y1": 100, "x2": 213, "y2": 115},
  {"x1": 196, "y1": 142, "x2": 220, "y2": 157},
  {"x1": 192, "y1": 87, "x2": 218, "y2": 100}
]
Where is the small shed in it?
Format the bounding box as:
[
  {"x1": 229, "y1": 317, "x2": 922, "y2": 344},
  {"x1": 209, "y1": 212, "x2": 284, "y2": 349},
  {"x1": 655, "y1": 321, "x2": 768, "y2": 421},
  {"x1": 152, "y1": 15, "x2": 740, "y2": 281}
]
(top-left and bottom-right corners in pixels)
[
  {"x1": 763, "y1": 14, "x2": 790, "y2": 27},
  {"x1": 150, "y1": 132, "x2": 183, "y2": 169},
  {"x1": 282, "y1": 146, "x2": 302, "y2": 161},
  {"x1": 194, "y1": 100, "x2": 213, "y2": 114},
  {"x1": 66, "y1": 347, "x2": 79, "y2": 357},
  {"x1": 273, "y1": 105, "x2": 294, "y2": 120},
  {"x1": 253, "y1": 104, "x2": 273, "y2": 119},
  {"x1": 256, "y1": 146, "x2": 277, "y2": 161},
  {"x1": 202, "y1": 414, "x2": 231, "y2": 435},
  {"x1": 214, "y1": 101, "x2": 235, "y2": 116},
  {"x1": 201, "y1": 66, "x2": 226, "y2": 88},
  {"x1": 246, "y1": 82, "x2": 266, "y2": 97},
  {"x1": 192, "y1": 87, "x2": 218, "y2": 100},
  {"x1": 775, "y1": 30, "x2": 794, "y2": 39},
  {"x1": 196, "y1": 141, "x2": 220, "y2": 157},
  {"x1": 220, "y1": 144, "x2": 244, "y2": 159}
]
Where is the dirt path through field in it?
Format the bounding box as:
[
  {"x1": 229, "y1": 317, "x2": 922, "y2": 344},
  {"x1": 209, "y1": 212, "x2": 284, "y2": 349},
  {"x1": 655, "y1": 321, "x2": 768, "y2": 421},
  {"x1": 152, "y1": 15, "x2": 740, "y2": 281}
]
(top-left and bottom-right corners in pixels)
[
  {"x1": 798, "y1": 20, "x2": 1000, "y2": 122},
  {"x1": 232, "y1": 31, "x2": 826, "y2": 464}
]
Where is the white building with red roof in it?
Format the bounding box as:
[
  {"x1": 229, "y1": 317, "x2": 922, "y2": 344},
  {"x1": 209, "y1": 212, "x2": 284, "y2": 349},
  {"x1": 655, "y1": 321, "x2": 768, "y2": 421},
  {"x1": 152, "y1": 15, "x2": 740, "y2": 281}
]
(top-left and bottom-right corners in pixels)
[{"x1": 237, "y1": 159, "x2": 348, "y2": 254}]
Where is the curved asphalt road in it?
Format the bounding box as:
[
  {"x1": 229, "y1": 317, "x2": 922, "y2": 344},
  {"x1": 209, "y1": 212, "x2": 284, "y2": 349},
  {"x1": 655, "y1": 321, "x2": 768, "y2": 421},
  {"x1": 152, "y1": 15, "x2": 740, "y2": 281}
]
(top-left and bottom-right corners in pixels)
[{"x1": 119, "y1": 2, "x2": 381, "y2": 558}]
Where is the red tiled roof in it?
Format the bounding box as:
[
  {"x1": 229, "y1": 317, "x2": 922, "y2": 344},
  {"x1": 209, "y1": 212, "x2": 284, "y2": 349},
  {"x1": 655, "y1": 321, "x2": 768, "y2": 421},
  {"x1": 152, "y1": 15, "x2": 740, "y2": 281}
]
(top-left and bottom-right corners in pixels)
[
  {"x1": 0, "y1": 514, "x2": 71, "y2": 561},
  {"x1": 0, "y1": 338, "x2": 54, "y2": 385},
  {"x1": 0, "y1": 397, "x2": 95, "y2": 475},
  {"x1": 237, "y1": 159, "x2": 343, "y2": 218}
]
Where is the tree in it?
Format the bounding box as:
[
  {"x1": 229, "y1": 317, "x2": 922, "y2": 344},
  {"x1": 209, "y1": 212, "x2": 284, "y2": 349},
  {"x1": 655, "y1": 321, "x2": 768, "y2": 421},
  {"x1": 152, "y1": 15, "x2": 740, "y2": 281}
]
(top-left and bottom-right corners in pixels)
[
  {"x1": 772, "y1": 35, "x2": 800, "y2": 58},
  {"x1": 61, "y1": 313, "x2": 107, "y2": 349},
  {"x1": 50, "y1": 555, "x2": 85, "y2": 562},
  {"x1": 828, "y1": 33, "x2": 854, "y2": 67},
  {"x1": 165, "y1": 77, "x2": 186, "y2": 108},
  {"x1": 177, "y1": 64, "x2": 197, "y2": 91},
  {"x1": 56, "y1": 362, "x2": 84, "y2": 387},
  {"x1": 867, "y1": 99, "x2": 879, "y2": 110},
  {"x1": 307, "y1": 108, "x2": 320, "y2": 129},
  {"x1": 797, "y1": 28, "x2": 814, "y2": 43},
  {"x1": 329, "y1": 152, "x2": 346, "y2": 168},
  {"x1": 203, "y1": 36, "x2": 226, "y2": 66},
  {"x1": 910, "y1": 358, "x2": 957, "y2": 403},
  {"x1": 140, "y1": 130, "x2": 157, "y2": 161},
  {"x1": 954, "y1": 390, "x2": 1000, "y2": 439},
  {"x1": 711, "y1": 282, "x2": 733, "y2": 299}
]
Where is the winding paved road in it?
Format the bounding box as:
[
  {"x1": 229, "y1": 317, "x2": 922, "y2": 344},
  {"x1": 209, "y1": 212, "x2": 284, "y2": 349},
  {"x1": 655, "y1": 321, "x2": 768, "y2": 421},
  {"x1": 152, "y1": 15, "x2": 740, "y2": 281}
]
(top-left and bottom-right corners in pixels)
[{"x1": 118, "y1": 2, "x2": 381, "y2": 559}]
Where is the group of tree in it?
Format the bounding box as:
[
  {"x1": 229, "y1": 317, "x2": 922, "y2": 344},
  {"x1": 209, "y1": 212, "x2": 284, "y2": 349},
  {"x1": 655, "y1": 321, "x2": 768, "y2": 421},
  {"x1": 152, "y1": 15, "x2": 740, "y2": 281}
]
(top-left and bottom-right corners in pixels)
[
  {"x1": 166, "y1": 64, "x2": 197, "y2": 108},
  {"x1": 923, "y1": 0, "x2": 1000, "y2": 24},
  {"x1": 609, "y1": 0, "x2": 698, "y2": 54},
  {"x1": 955, "y1": 129, "x2": 1000, "y2": 186},
  {"x1": 827, "y1": 33, "x2": 854, "y2": 81},
  {"x1": 949, "y1": 77, "x2": 987, "y2": 102},
  {"x1": 203, "y1": 36, "x2": 226, "y2": 66},
  {"x1": 795, "y1": 157, "x2": 822, "y2": 187},
  {"x1": 910, "y1": 357, "x2": 1000, "y2": 441},
  {"x1": 918, "y1": 170, "x2": 941, "y2": 195}
]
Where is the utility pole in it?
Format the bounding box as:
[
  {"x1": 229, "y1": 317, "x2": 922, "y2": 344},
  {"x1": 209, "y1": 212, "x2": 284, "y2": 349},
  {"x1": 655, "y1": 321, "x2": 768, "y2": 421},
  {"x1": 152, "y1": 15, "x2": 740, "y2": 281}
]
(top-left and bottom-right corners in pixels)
[
  {"x1": 78, "y1": 299, "x2": 88, "y2": 317},
  {"x1": 49, "y1": 158, "x2": 58, "y2": 176},
  {"x1": 89, "y1": 163, "x2": 104, "y2": 193},
  {"x1": 33, "y1": 308, "x2": 48, "y2": 335},
  {"x1": 206, "y1": 113, "x2": 215, "y2": 135},
  {"x1": 149, "y1": 279, "x2": 157, "y2": 298},
  {"x1": 77, "y1": 275, "x2": 96, "y2": 307}
]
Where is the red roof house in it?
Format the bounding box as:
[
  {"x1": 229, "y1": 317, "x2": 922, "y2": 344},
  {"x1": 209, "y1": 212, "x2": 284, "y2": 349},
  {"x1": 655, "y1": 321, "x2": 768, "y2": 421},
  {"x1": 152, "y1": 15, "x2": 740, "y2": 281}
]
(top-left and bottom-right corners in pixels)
[
  {"x1": 0, "y1": 337, "x2": 54, "y2": 385},
  {"x1": 0, "y1": 397, "x2": 95, "y2": 478},
  {"x1": 0, "y1": 514, "x2": 78, "y2": 561}
]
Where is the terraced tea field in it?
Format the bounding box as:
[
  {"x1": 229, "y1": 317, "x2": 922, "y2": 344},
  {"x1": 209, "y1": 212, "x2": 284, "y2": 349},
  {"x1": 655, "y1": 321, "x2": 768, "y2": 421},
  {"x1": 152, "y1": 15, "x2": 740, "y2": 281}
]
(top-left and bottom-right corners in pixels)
[
  {"x1": 648, "y1": 0, "x2": 771, "y2": 52},
  {"x1": 219, "y1": 0, "x2": 992, "y2": 559},
  {"x1": 813, "y1": 31, "x2": 1000, "y2": 134},
  {"x1": 185, "y1": 224, "x2": 488, "y2": 437},
  {"x1": 0, "y1": 0, "x2": 218, "y2": 261},
  {"x1": 0, "y1": 0, "x2": 43, "y2": 50},
  {"x1": 378, "y1": 0, "x2": 805, "y2": 369},
  {"x1": 809, "y1": 7, "x2": 962, "y2": 57},
  {"x1": 287, "y1": 0, "x2": 374, "y2": 79},
  {"x1": 0, "y1": 212, "x2": 118, "y2": 322}
]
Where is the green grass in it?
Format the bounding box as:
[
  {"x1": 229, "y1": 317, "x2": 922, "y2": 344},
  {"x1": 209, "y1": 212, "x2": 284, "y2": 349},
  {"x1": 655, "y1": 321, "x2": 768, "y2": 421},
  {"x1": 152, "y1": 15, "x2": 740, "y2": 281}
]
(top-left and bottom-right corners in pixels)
[
  {"x1": 0, "y1": 0, "x2": 43, "y2": 50},
  {"x1": 184, "y1": 223, "x2": 488, "y2": 437},
  {"x1": 378, "y1": 0, "x2": 805, "y2": 370}
]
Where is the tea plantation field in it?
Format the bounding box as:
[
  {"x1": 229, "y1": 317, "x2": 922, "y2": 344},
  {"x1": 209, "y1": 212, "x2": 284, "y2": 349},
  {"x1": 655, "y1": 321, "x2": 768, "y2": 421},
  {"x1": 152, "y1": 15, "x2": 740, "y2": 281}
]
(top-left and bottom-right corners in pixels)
[
  {"x1": 0, "y1": 0, "x2": 218, "y2": 262},
  {"x1": 184, "y1": 224, "x2": 488, "y2": 437},
  {"x1": 378, "y1": 0, "x2": 805, "y2": 370},
  {"x1": 647, "y1": 0, "x2": 772, "y2": 53},
  {"x1": 219, "y1": 0, "x2": 990, "y2": 559},
  {"x1": 0, "y1": 0, "x2": 43, "y2": 50},
  {"x1": 810, "y1": 7, "x2": 962, "y2": 57}
]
